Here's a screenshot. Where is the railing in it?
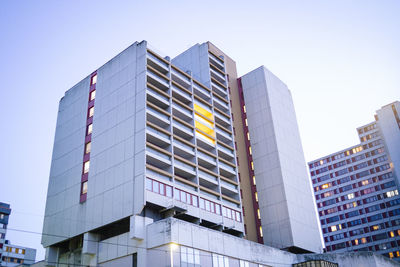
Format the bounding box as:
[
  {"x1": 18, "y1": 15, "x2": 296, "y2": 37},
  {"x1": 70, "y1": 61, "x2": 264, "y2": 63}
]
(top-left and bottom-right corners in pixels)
[
  {"x1": 173, "y1": 102, "x2": 193, "y2": 117},
  {"x1": 147, "y1": 126, "x2": 170, "y2": 140},
  {"x1": 175, "y1": 159, "x2": 196, "y2": 172},
  {"x1": 220, "y1": 180, "x2": 237, "y2": 191},
  {"x1": 217, "y1": 144, "x2": 234, "y2": 157},
  {"x1": 147, "y1": 106, "x2": 170, "y2": 121},
  {"x1": 197, "y1": 150, "x2": 217, "y2": 164},
  {"x1": 173, "y1": 120, "x2": 193, "y2": 134},
  {"x1": 219, "y1": 161, "x2": 236, "y2": 173},
  {"x1": 147, "y1": 53, "x2": 169, "y2": 70},
  {"x1": 146, "y1": 146, "x2": 171, "y2": 161},
  {"x1": 198, "y1": 170, "x2": 218, "y2": 182}
]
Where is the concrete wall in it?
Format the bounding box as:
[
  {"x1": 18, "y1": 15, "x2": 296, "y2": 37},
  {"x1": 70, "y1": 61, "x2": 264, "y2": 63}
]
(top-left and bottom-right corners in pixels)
[
  {"x1": 42, "y1": 41, "x2": 148, "y2": 247},
  {"x1": 240, "y1": 66, "x2": 322, "y2": 252}
]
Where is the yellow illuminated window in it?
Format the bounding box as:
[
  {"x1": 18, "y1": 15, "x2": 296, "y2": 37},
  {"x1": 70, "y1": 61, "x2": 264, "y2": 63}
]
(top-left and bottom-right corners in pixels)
[
  {"x1": 82, "y1": 181, "x2": 88, "y2": 194},
  {"x1": 85, "y1": 142, "x2": 91, "y2": 154},
  {"x1": 87, "y1": 124, "x2": 93, "y2": 135},
  {"x1": 194, "y1": 103, "x2": 213, "y2": 121},
  {"x1": 83, "y1": 161, "x2": 90, "y2": 174},
  {"x1": 243, "y1": 105, "x2": 246, "y2": 113},
  {"x1": 361, "y1": 238, "x2": 367, "y2": 244},
  {"x1": 195, "y1": 121, "x2": 215, "y2": 137},
  {"x1": 90, "y1": 90, "x2": 96, "y2": 101},
  {"x1": 196, "y1": 130, "x2": 215, "y2": 145},
  {"x1": 321, "y1": 183, "x2": 330, "y2": 189},
  {"x1": 353, "y1": 201, "x2": 357, "y2": 207},
  {"x1": 354, "y1": 239, "x2": 359, "y2": 245},
  {"x1": 88, "y1": 107, "x2": 94, "y2": 118},
  {"x1": 21, "y1": 249, "x2": 25, "y2": 255},
  {"x1": 245, "y1": 119, "x2": 248, "y2": 126},
  {"x1": 259, "y1": 226, "x2": 263, "y2": 237},
  {"x1": 361, "y1": 180, "x2": 369, "y2": 186},
  {"x1": 249, "y1": 146, "x2": 252, "y2": 155},
  {"x1": 253, "y1": 176, "x2": 256, "y2": 185},
  {"x1": 247, "y1": 132, "x2": 250, "y2": 141},
  {"x1": 397, "y1": 251, "x2": 400, "y2": 257},
  {"x1": 397, "y1": 230, "x2": 400, "y2": 236},
  {"x1": 320, "y1": 160, "x2": 324, "y2": 165},
  {"x1": 338, "y1": 224, "x2": 342, "y2": 230},
  {"x1": 331, "y1": 225, "x2": 337, "y2": 232},
  {"x1": 390, "y1": 231, "x2": 395, "y2": 237},
  {"x1": 255, "y1": 192, "x2": 258, "y2": 202},
  {"x1": 251, "y1": 161, "x2": 254, "y2": 170},
  {"x1": 389, "y1": 252, "x2": 394, "y2": 258},
  {"x1": 91, "y1": 74, "x2": 97, "y2": 85},
  {"x1": 373, "y1": 225, "x2": 380, "y2": 230},
  {"x1": 346, "y1": 150, "x2": 350, "y2": 156},
  {"x1": 257, "y1": 209, "x2": 261, "y2": 219}
]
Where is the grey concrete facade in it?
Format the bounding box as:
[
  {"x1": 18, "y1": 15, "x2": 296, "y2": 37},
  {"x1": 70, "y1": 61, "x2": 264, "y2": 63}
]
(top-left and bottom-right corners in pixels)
[{"x1": 239, "y1": 66, "x2": 323, "y2": 253}]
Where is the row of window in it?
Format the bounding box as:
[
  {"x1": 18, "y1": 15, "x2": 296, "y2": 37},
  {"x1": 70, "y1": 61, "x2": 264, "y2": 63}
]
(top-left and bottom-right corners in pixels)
[
  {"x1": 145, "y1": 178, "x2": 242, "y2": 222},
  {"x1": 1, "y1": 256, "x2": 24, "y2": 264},
  {"x1": 310, "y1": 143, "x2": 384, "y2": 171},
  {"x1": 80, "y1": 73, "x2": 97, "y2": 202},
  {"x1": 3, "y1": 247, "x2": 26, "y2": 254}
]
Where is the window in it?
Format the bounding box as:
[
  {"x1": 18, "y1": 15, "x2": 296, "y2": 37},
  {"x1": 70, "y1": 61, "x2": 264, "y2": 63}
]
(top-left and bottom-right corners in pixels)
[
  {"x1": 245, "y1": 119, "x2": 248, "y2": 126},
  {"x1": 83, "y1": 161, "x2": 90, "y2": 174},
  {"x1": 0, "y1": 214, "x2": 4, "y2": 219},
  {"x1": 82, "y1": 181, "x2": 88, "y2": 194},
  {"x1": 243, "y1": 106, "x2": 246, "y2": 113},
  {"x1": 87, "y1": 124, "x2": 93, "y2": 135},
  {"x1": 257, "y1": 209, "x2": 261, "y2": 219},
  {"x1": 247, "y1": 132, "x2": 250, "y2": 141},
  {"x1": 91, "y1": 74, "x2": 97, "y2": 85},
  {"x1": 259, "y1": 226, "x2": 263, "y2": 237},
  {"x1": 249, "y1": 146, "x2": 252, "y2": 155},
  {"x1": 239, "y1": 260, "x2": 250, "y2": 267},
  {"x1": 347, "y1": 193, "x2": 355, "y2": 200},
  {"x1": 85, "y1": 142, "x2": 91, "y2": 154},
  {"x1": 251, "y1": 161, "x2": 254, "y2": 170},
  {"x1": 90, "y1": 90, "x2": 96, "y2": 101},
  {"x1": 88, "y1": 107, "x2": 94, "y2": 118},
  {"x1": 181, "y1": 246, "x2": 200, "y2": 266},
  {"x1": 253, "y1": 176, "x2": 256, "y2": 185},
  {"x1": 255, "y1": 192, "x2": 258, "y2": 202},
  {"x1": 212, "y1": 254, "x2": 229, "y2": 267}
]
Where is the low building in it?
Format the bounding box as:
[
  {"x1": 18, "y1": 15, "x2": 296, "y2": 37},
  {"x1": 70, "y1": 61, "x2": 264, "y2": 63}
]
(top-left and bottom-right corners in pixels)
[{"x1": 1, "y1": 241, "x2": 36, "y2": 267}]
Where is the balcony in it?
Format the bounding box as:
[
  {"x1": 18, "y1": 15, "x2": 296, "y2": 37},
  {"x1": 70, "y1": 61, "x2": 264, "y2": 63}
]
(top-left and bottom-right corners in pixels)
[
  {"x1": 172, "y1": 101, "x2": 193, "y2": 122},
  {"x1": 219, "y1": 162, "x2": 236, "y2": 178},
  {"x1": 147, "y1": 87, "x2": 170, "y2": 110},
  {"x1": 146, "y1": 146, "x2": 171, "y2": 169},
  {"x1": 174, "y1": 158, "x2": 196, "y2": 178},
  {"x1": 217, "y1": 143, "x2": 234, "y2": 160},
  {"x1": 210, "y1": 67, "x2": 226, "y2": 85},
  {"x1": 208, "y1": 52, "x2": 224, "y2": 70},
  {"x1": 146, "y1": 124, "x2": 171, "y2": 147},
  {"x1": 197, "y1": 150, "x2": 217, "y2": 169},
  {"x1": 146, "y1": 168, "x2": 172, "y2": 182},
  {"x1": 193, "y1": 84, "x2": 211, "y2": 102},
  {"x1": 220, "y1": 179, "x2": 239, "y2": 198},
  {"x1": 173, "y1": 138, "x2": 195, "y2": 159},
  {"x1": 171, "y1": 68, "x2": 191, "y2": 90},
  {"x1": 215, "y1": 127, "x2": 233, "y2": 144},
  {"x1": 146, "y1": 106, "x2": 170, "y2": 128},
  {"x1": 147, "y1": 70, "x2": 169, "y2": 92},
  {"x1": 147, "y1": 53, "x2": 169, "y2": 75},
  {"x1": 211, "y1": 81, "x2": 227, "y2": 98},
  {"x1": 173, "y1": 119, "x2": 194, "y2": 140},
  {"x1": 214, "y1": 109, "x2": 231, "y2": 127}
]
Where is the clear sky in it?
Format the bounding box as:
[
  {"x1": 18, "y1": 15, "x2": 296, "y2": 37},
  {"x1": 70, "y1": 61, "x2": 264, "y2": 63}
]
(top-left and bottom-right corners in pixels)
[{"x1": 1, "y1": 0, "x2": 399, "y2": 261}]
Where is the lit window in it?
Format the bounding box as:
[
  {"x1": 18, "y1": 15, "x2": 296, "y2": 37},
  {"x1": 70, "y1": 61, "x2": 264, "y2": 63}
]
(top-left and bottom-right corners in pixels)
[
  {"x1": 257, "y1": 209, "x2": 261, "y2": 219},
  {"x1": 91, "y1": 74, "x2": 97, "y2": 85},
  {"x1": 245, "y1": 119, "x2": 248, "y2": 126},
  {"x1": 249, "y1": 146, "x2": 252, "y2": 155},
  {"x1": 85, "y1": 142, "x2": 91, "y2": 154},
  {"x1": 361, "y1": 237, "x2": 367, "y2": 244},
  {"x1": 390, "y1": 231, "x2": 395, "y2": 237},
  {"x1": 21, "y1": 249, "x2": 25, "y2": 255},
  {"x1": 320, "y1": 160, "x2": 324, "y2": 165},
  {"x1": 321, "y1": 183, "x2": 330, "y2": 189},
  {"x1": 195, "y1": 120, "x2": 215, "y2": 137},
  {"x1": 87, "y1": 124, "x2": 93, "y2": 135},
  {"x1": 389, "y1": 252, "x2": 394, "y2": 258},
  {"x1": 255, "y1": 192, "x2": 258, "y2": 202},
  {"x1": 253, "y1": 176, "x2": 256, "y2": 185},
  {"x1": 259, "y1": 226, "x2": 263, "y2": 237},
  {"x1": 83, "y1": 161, "x2": 90, "y2": 174},
  {"x1": 90, "y1": 90, "x2": 96, "y2": 101},
  {"x1": 353, "y1": 201, "x2": 357, "y2": 207},
  {"x1": 354, "y1": 239, "x2": 359, "y2": 245},
  {"x1": 243, "y1": 105, "x2": 246, "y2": 113},
  {"x1": 347, "y1": 193, "x2": 355, "y2": 199},
  {"x1": 251, "y1": 161, "x2": 254, "y2": 170},
  {"x1": 331, "y1": 225, "x2": 337, "y2": 232},
  {"x1": 397, "y1": 251, "x2": 400, "y2": 257},
  {"x1": 373, "y1": 225, "x2": 380, "y2": 230},
  {"x1": 247, "y1": 132, "x2": 250, "y2": 141},
  {"x1": 346, "y1": 150, "x2": 350, "y2": 156},
  {"x1": 361, "y1": 180, "x2": 369, "y2": 186},
  {"x1": 195, "y1": 130, "x2": 215, "y2": 145},
  {"x1": 338, "y1": 224, "x2": 342, "y2": 230},
  {"x1": 82, "y1": 181, "x2": 88, "y2": 194},
  {"x1": 88, "y1": 107, "x2": 94, "y2": 118}
]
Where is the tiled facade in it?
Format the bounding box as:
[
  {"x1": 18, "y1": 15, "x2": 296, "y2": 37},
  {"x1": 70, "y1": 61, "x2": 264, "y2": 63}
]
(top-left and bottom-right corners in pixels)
[{"x1": 309, "y1": 102, "x2": 400, "y2": 261}]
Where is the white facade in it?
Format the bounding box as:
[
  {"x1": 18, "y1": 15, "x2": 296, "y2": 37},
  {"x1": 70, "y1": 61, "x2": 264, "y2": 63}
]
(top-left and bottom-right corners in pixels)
[
  {"x1": 1, "y1": 243, "x2": 36, "y2": 267},
  {"x1": 240, "y1": 66, "x2": 323, "y2": 253}
]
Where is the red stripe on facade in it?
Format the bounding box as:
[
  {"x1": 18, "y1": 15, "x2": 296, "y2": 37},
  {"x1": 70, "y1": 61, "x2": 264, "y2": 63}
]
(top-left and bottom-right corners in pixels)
[{"x1": 237, "y1": 78, "x2": 264, "y2": 244}]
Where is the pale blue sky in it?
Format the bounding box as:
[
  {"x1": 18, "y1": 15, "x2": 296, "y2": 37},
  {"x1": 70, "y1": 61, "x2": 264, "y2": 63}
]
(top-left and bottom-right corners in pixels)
[{"x1": 1, "y1": 0, "x2": 399, "y2": 260}]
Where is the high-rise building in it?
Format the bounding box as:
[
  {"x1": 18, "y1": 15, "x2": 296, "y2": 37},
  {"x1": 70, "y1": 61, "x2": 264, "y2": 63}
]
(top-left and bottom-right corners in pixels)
[
  {"x1": 0, "y1": 203, "x2": 11, "y2": 266},
  {"x1": 43, "y1": 40, "x2": 399, "y2": 266},
  {"x1": 308, "y1": 101, "x2": 400, "y2": 261},
  {"x1": 0, "y1": 203, "x2": 37, "y2": 266}
]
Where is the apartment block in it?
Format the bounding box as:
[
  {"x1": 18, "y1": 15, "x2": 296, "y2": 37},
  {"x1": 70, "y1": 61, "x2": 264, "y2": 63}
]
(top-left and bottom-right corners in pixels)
[
  {"x1": 41, "y1": 40, "x2": 395, "y2": 266},
  {"x1": 309, "y1": 101, "x2": 400, "y2": 261},
  {"x1": 1, "y1": 242, "x2": 36, "y2": 267},
  {"x1": 0, "y1": 203, "x2": 11, "y2": 266}
]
